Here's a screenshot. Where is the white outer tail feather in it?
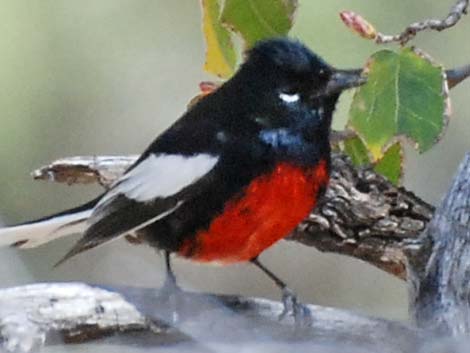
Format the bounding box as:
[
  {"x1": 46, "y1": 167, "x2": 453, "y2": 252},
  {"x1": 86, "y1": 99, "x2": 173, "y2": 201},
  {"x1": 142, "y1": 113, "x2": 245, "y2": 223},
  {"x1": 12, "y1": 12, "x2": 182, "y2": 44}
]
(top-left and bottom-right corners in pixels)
[
  {"x1": 0, "y1": 210, "x2": 92, "y2": 249},
  {"x1": 0, "y1": 153, "x2": 219, "y2": 251}
]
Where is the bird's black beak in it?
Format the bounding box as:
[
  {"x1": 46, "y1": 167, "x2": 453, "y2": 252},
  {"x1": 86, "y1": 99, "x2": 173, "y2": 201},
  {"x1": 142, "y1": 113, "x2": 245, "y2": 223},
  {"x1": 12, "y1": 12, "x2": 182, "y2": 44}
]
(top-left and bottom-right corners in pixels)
[{"x1": 323, "y1": 69, "x2": 366, "y2": 96}]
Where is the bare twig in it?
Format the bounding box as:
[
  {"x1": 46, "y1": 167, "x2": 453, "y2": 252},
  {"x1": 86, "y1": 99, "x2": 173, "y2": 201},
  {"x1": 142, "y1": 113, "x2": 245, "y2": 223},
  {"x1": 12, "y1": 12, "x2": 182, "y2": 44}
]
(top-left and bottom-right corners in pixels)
[
  {"x1": 376, "y1": 0, "x2": 469, "y2": 45},
  {"x1": 330, "y1": 129, "x2": 357, "y2": 144},
  {"x1": 446, "y1": 64, "x2": 470, "y2": 89},
  {"x1": 32, "y1": 155, "x2": 138, "y2": 188}
]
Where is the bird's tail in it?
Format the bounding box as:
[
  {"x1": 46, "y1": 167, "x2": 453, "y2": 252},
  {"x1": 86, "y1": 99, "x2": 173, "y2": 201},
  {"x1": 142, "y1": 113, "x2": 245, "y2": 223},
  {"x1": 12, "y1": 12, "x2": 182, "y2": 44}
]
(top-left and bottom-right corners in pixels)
[{"x1": 0, "y1": 198, "x2": 100, "y2": 249}]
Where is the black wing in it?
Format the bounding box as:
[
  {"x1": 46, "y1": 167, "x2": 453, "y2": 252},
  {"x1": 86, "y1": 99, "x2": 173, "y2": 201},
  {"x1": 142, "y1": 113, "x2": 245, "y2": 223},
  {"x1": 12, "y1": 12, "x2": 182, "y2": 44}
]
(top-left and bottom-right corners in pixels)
[
  {"x1": 55, "y1": 151, "x2": 220, "y2": 265},
  {"x1": 55, "y1": 81, "x2": 271, "y2": 265}
]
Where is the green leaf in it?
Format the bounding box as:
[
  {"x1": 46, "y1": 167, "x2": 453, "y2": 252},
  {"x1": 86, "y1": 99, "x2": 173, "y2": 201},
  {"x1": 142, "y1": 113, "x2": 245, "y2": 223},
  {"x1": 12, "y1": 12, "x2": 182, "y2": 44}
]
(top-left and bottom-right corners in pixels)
[
  {"x1": 373, "y1": 142, "x2": 403, "y2": 185},
  {"x1": 343, "y1": 137, "x2": 403, "y2": 185},
  {"x1": 221, "y1": 0, "x2": 298, "y2": 48},
  {"x1": 349, "y1": 48, "x2": 446, "y2": 161},
  {"x1": 201, "y1": 0, "x2": 237, "y2": 78},
  {"x1": 343, "y1": 136, "x2": 371, "y2": 166}
]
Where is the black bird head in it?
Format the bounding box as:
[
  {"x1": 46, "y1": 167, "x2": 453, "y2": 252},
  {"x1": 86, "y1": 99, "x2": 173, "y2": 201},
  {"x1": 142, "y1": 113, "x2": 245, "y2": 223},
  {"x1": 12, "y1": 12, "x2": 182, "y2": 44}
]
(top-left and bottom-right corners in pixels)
[
  {"x1": 167, "y1": 38, "x2": 365, "y2": 166},
  {"x1": 227, "y1": 38, "x2": 365, "y2": 133}
]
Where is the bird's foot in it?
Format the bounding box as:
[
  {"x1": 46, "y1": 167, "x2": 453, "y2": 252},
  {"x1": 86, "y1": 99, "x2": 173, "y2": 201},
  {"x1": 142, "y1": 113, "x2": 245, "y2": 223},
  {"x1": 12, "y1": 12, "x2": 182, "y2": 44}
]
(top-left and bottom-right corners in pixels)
[
  {"x1": 155, "y1": 275, "x2": 184, "y2": 324},
  {"x1": 157, "y1": 272, "x2": 181, "y2": 296},
  {"x1": 278, "y1": 287, "x2": 313, "y2": 327}
]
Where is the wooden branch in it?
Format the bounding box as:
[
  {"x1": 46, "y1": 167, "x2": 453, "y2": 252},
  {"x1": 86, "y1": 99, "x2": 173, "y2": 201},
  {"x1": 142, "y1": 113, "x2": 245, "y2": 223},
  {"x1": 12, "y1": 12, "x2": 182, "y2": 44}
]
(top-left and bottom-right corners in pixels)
[
  {"x1": 0, "y1": 283, "x2": 194, "y2": 352},
  {"x1": 32, "y1": 153, "x2": 434, "y2": 280},
  {"x1": 0, "y1": 282, "x2": 422, "y2": 353},
  {"x1": 446, "y1": 64, "x2": 470, "y2": 89},
  {"x1": 31, "y1": 155, "x2": 139, "y2": 188},
  {"x1": 291, "y1": 154, "x2": 434, "y2": 280},
  {"x1": 3, "y1": 155, "x2": 470, "y2": 352},
  {"x1": 406, "y1": 153, "x2": 470, "y2": 335}
]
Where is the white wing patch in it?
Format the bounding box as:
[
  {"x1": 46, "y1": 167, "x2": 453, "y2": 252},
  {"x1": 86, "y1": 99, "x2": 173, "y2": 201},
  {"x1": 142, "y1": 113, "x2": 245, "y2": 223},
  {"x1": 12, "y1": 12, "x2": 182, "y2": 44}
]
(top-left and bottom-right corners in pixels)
[{"x1": 100, "y1": 153, "x2": 219, "y2": 204}]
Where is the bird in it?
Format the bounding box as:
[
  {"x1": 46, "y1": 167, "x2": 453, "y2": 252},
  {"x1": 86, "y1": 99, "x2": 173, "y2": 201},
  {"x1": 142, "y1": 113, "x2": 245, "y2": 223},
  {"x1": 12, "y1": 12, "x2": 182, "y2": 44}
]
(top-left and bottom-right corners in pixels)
[{"x1": 0, "y1": 38, "x2": 365, "y2": 322}]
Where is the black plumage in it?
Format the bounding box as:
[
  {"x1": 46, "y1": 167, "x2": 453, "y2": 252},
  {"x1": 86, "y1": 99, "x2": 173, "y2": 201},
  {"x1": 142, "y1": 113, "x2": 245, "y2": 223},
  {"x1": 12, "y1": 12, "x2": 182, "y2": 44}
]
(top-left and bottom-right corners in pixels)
[{"x1": 0, "y1": 38, "x2": 365, "y2": 321}]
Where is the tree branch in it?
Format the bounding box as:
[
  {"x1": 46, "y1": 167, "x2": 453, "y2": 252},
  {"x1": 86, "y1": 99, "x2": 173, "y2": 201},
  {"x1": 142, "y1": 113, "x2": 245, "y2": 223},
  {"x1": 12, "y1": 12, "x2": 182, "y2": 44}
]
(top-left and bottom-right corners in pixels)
[
  {"x1": 4, "y1": 154, "x2": 469, "y2": 352},
  {"x1": 32, "y1": 153, "x2": 434, "y2": 280},
  {"x1": 406, "y1": 153, "x2": 470, "y2": 335},
  {"x1": 291, "y1": 153, "x2": 434, "y2": 280},
  {"x1": 32, "y1": 155, "x2": 138, "y2": 188},
  {"x1": 0, "y1": 282, "x2": 422, "y2": 353},
  {"x1": 446, "y1": 64, "x2": 470, "y2": 89},
  {"x1": 0, "y1": 283, "x2": 195, "y2": 352}
]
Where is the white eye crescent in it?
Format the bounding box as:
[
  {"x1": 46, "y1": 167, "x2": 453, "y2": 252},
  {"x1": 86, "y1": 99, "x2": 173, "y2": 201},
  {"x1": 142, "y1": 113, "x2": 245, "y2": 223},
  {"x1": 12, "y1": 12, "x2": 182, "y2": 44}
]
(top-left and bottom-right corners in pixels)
[{"x1": 279, "y1": 92, "x2": 300, "y2": 103}]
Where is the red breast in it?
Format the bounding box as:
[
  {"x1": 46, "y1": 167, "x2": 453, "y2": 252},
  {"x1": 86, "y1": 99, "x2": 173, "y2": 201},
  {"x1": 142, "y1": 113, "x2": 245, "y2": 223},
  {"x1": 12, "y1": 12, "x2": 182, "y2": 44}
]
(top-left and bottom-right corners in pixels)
[{"x1": 178, "y1": 159, "x2": 329, "y2": 263}]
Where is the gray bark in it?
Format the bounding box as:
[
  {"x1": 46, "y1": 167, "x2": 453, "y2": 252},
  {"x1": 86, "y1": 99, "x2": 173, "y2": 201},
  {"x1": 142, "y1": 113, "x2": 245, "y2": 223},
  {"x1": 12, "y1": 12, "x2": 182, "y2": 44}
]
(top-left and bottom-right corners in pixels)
[
  {"x1": 291, "y1": 153, "x2": 434, "y2": 280},
  {"x1": 0, "y1": 282, "x2": 422, "y2": 353},
  {"x1": 407, "y1": 153, "x2": 470, "y2": 335}
]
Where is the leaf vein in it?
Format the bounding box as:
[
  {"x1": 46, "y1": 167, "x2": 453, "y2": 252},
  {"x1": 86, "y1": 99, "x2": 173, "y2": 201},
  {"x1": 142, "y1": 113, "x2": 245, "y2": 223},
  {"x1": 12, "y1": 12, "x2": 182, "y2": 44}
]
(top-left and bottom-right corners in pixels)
[
  {"x1": 394, "y1": 58, "x2": 401, "y2": 130},
  {"x1": 403, "y1": 70, "x2": 442, "y2": 97},
  {"x1": 365, "y1": 80, "x2": 379, "y2": 124},
  {"x1": 403, "y1": 106, "x2": 440, "y2": 132},
  {"x1": 247, "y1": 0, "x2": 278, "y2": 36}
]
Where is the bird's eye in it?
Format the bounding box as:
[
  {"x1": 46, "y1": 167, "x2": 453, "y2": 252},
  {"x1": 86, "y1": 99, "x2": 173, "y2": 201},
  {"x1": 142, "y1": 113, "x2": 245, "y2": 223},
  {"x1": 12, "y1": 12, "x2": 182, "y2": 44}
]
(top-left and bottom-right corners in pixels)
[
  {"x1": 317, "y1": 68, "x2": 330, "y2": 81},
  {"x1": 279, "y1": 91, "x2": 300, "y2": 103}
]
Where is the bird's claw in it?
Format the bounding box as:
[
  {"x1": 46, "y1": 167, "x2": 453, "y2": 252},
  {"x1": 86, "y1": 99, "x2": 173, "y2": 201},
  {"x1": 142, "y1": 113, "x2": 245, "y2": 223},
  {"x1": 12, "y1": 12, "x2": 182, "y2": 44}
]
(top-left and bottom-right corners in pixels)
[
  {"x1": 156, "y1": 275, "x2": 184, "y2": 324},
  {"x1": 279, "y1": 287, "x2": 313, "y2": 327}
]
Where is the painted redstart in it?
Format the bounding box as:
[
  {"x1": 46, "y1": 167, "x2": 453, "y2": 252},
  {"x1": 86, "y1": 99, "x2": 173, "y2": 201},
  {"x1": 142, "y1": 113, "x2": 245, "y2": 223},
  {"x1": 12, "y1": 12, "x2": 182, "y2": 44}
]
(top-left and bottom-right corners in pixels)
[{"x1": 0, "y1": 38, "x2": 364, "y2": 321}]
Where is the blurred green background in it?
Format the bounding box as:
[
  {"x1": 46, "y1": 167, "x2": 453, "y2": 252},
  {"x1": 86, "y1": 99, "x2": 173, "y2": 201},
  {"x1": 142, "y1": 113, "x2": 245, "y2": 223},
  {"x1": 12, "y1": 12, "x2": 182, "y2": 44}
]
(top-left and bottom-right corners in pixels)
[{"x1": 0, "y1": 0, "x2": 468, "y2": 321}]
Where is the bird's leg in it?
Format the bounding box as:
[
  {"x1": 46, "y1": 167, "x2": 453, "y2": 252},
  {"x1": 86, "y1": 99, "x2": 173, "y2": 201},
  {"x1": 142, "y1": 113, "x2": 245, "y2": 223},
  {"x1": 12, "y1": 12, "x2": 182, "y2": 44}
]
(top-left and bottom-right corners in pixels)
[
  {"x1": 251, "y1": 257, "x2": 312, "y2": 326},
  {"x1": 164, "y1": 251, "x2": 178, "y2": 289},
  {"x1": 159, "y1": 251, "x2": 182, "y2": 295},
  {"x1": 156, "y1": 251, "x2": 184, "y2": 323}
]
